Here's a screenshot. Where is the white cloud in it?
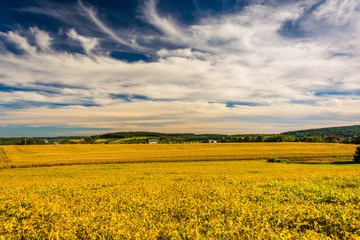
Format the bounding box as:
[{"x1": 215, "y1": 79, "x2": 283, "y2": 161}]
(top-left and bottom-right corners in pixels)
[
  {"x1": 67, "y1": 29, "x2": 98, "y2": 54},
  {"x1": 30, "y1": 27, "x2": 53, "y2": 52},
  {"x1": 313, "y1": 0, "x2": 359, "y2": 27},
  {"x1": 1, "y1": 100, "x2": 360, "y2": 134},
  {"x1": 1, "y1": 31, "x2": 36, "y2": 54},
  {"x1": 1, "y1": 0, "x2": 360, "y2": 134}
]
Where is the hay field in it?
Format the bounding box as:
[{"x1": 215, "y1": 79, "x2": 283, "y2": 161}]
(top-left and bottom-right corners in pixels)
[
  {"x1": 0, "y1": 143, "x2": 356, "y2": 169},
  {"x1": 1, "y1": 161, "x2": 360, "y2": 239}
]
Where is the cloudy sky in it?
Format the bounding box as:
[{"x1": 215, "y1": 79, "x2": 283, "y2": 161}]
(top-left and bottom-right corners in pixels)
[{"x1": 0, "y1": 0, "x2": 360, "y2": 137}]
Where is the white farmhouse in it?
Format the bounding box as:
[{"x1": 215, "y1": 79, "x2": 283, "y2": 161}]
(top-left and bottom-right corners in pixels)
[{"x1": 147, "y1": 139, "x2": 158, "y2": 144}]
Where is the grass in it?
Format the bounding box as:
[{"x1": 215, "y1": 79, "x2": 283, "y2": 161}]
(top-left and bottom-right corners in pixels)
[
  {"x1": 0, "y1": 142, "x2": 357, "y2": 169},
  {"x1": 1, "y1": 161, "x2": 360, "y2": 239}
]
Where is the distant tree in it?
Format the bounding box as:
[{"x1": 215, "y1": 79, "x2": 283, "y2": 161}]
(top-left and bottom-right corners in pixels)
[
  {"x1": 236, "y1": 136, "x2": 244, "y2": 142},
  {"x1": 354, "y1": 146, "x2": 360, "y2": 163},
  {"x1": 84, "y1": 137, "x2": 96, "y2": 144},
  {"x1": 255, "y1": 135, "x2": 265, "y2": 142},
  {"x1": 20, "y1": 137, "x2": 37, "y2": 145},
  {"x1": 273, "y1": 134, "x2": 286, "y2": 142},
  {"x1": 60, "y1": 139, "x2": 75, "y2": 144},
  {"x1": 228, "y1": 135, "x2": 238, "y2": 142},
  {"x1": 325, "y1": 135, "x2": 343, "y2": 143},
  {"x1": 244, "y1": 136, "x2": 253, "y2": 142},
  {"x1": 353, "y1": 136, "x2": 360, "y2": 144}
]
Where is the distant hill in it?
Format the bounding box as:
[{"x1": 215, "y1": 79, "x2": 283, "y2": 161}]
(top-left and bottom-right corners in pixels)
[
  {"x1": 96, "y1": 131, "x2": 226, "y2": 143},
  {"x1": 99, "y1": 131, "x2": 225, "y2": 139},
  {"x1": 282, "y1": 125, "x2": 360, "y2": 138}
]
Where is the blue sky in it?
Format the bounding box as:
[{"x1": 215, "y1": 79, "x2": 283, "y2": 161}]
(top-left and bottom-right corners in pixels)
[{"x1": 1, "y1": 0, "x2": 360, "y2": 137}]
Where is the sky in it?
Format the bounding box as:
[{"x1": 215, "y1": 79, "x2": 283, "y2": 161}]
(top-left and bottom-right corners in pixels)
[{"x1": 0, "y1": 0, "x2": 360, "y2": 137}]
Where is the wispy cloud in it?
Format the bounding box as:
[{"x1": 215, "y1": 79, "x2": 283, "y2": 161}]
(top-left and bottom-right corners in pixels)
[
  {"x1": 30, "y1": 27, "x2": 53, "y2": 52},
  {"x1": 1, "y1": 0, "x2": 360, "y2": 136},
  {"x1": 142, "y1": 0, "x2": 188, "y2": 42},
  {"x1": 77, "y1": 0, "x2": 140, "y2": 49},
  {"x1": 67, "y1": 29, "x2": 98, "y2": 55}
]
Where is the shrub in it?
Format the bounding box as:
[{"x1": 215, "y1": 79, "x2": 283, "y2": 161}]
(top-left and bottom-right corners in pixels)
[
  {"x1": 267, "y1": 158, "x2": 283, "y2": 163},
  {"x1": 354, "y1": 146, "x2": 360, "y2": 162}
]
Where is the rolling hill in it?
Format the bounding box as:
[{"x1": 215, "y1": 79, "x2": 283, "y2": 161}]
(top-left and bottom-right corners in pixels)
[{"x1": 281, "y1": 125, "x2": 360, "y2": 138}]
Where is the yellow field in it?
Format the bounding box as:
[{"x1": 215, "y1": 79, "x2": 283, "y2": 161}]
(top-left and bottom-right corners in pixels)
[
  {"x1": 0, "y1": 143, "x2": 356, "y2": 169},
  {"x1": 1, "y1": 161, "x2": 360, "y2": 239}
]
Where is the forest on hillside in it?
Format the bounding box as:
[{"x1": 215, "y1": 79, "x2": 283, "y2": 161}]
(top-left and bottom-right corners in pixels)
[{"x1": 282, "y1": 125, "x2": 360, "y2": 138}]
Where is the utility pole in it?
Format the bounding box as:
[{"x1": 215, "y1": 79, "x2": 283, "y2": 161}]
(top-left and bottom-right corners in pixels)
[{"x1": 24, "y1": 137, "x2": 26, "y2": 146}]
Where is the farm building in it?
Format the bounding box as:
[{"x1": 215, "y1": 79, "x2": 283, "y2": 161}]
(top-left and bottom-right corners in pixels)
[
  {"x1": 209, "y1": 140, "x2": 217, "y2": 143},
  {"x1": 147, "y1": 139, "x2": 158, "y2": 144},
  {"x1": 40, "y1": 140, "x2": 60, "y2": 145}
]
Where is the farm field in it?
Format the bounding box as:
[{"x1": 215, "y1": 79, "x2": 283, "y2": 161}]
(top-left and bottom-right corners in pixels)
[
  {"x1": 1, "y1": 161, "x2": 360, "y2": 239},
  {"x1": 0, "y1": 142, "x2": 357, "y2": 169}
]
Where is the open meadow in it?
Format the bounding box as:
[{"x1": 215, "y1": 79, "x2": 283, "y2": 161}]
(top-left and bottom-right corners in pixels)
[{"x1": 0, "y1": 142, "x2": 357, "y2": 169}]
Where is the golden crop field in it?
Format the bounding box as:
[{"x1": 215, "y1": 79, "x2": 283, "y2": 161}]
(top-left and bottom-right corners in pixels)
[
  {"x1": 1, "y1": 161, "x2": 360, "y2": 239},
  {"x1": 0, "y1": 142, "x2": 357, "y2": 169}
]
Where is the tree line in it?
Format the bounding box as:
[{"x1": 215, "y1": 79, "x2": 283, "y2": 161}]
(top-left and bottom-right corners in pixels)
[
  {"x1": 217, "y1": 134, "x2": 360, "y2": 144},
  {"x1": 0, "y1": 137, "x2": 83, "y2": 145},
  {"x1": 1, "y1": 133, "x2": 360, "y2": 145}
]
